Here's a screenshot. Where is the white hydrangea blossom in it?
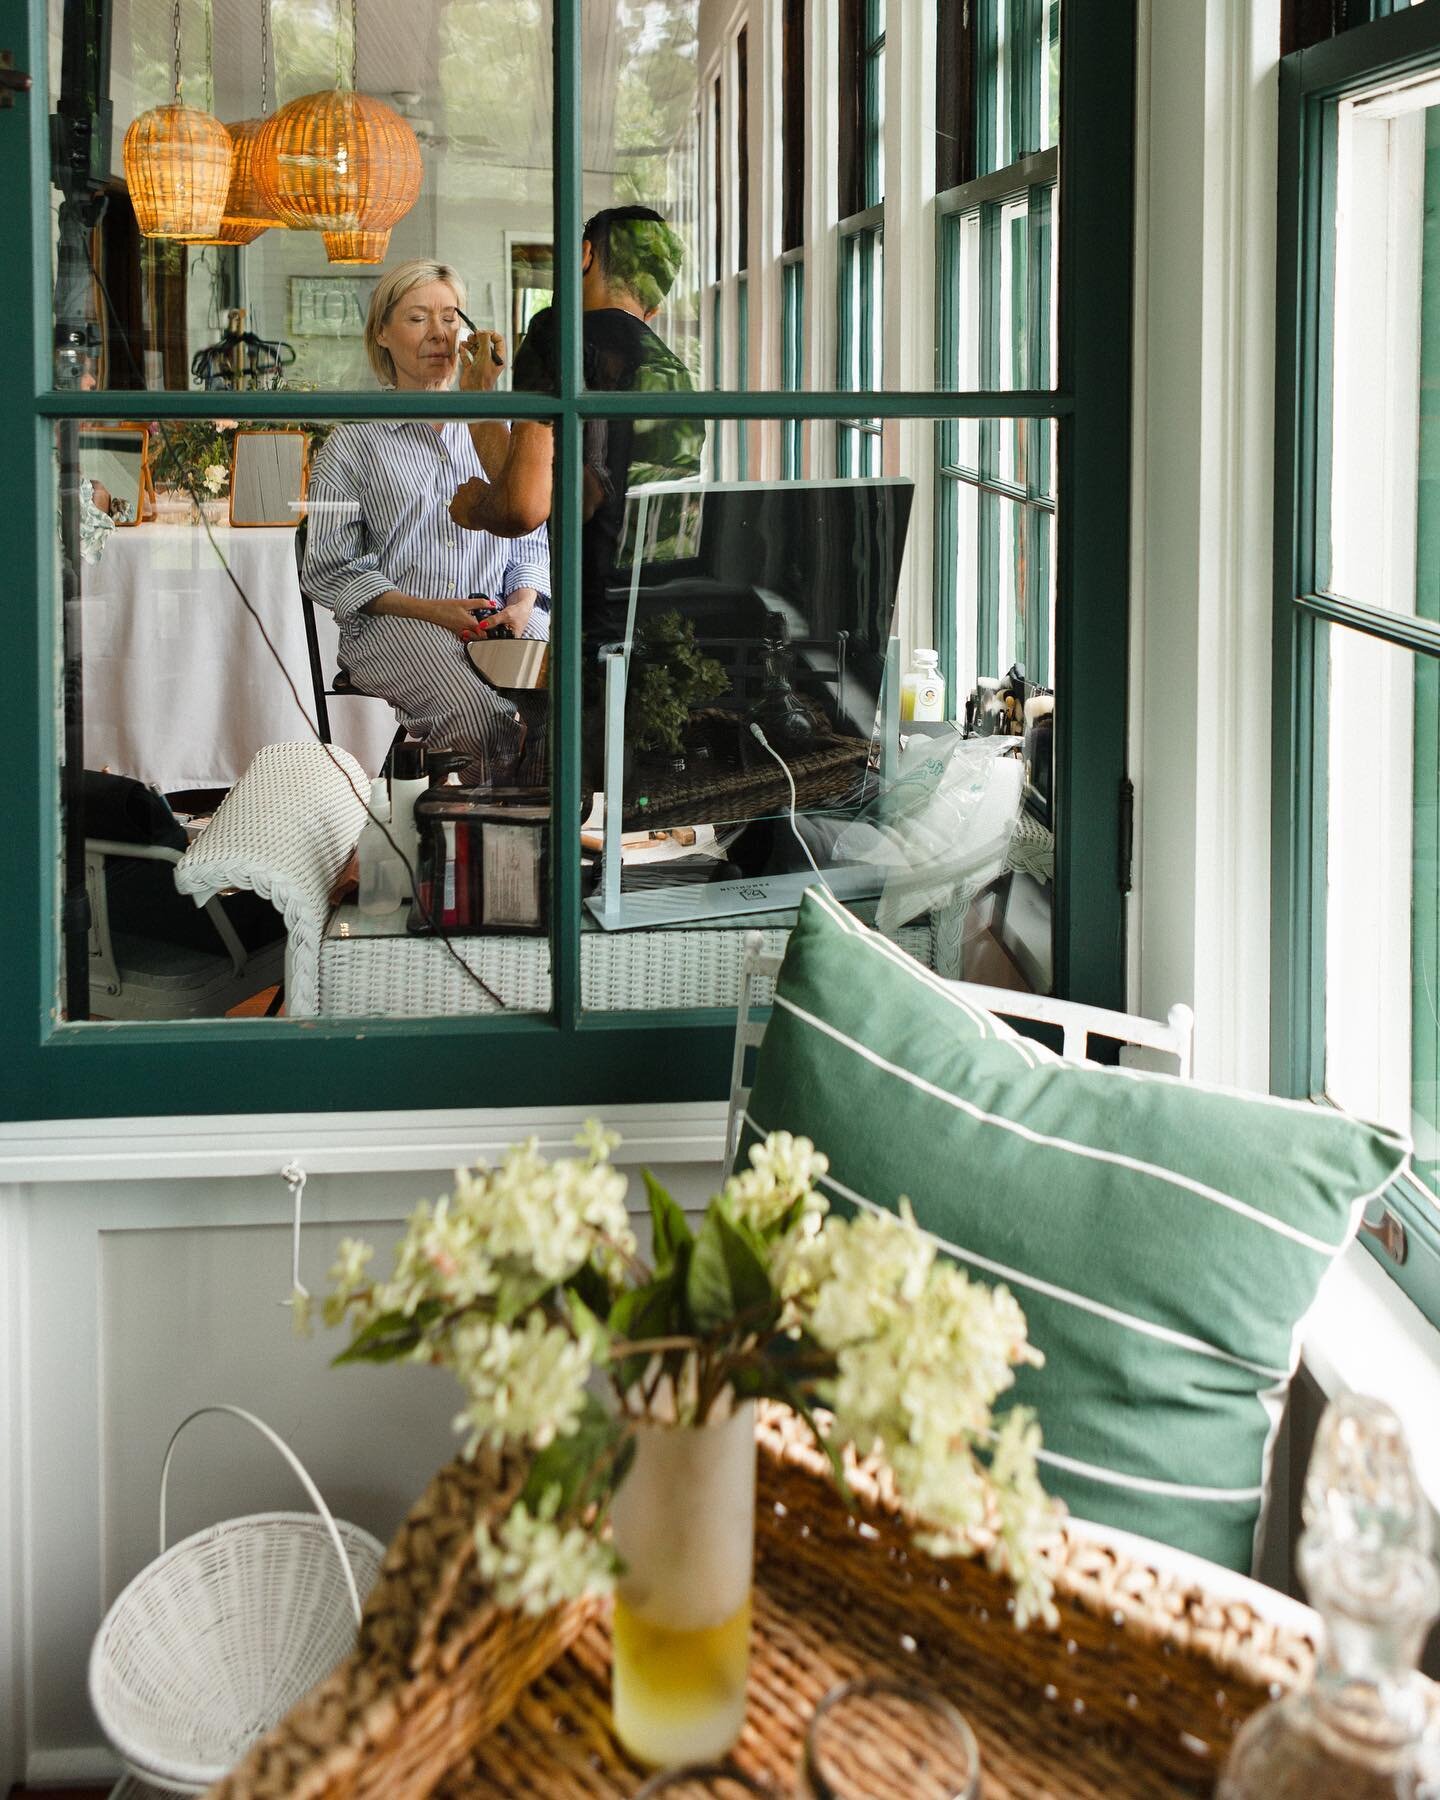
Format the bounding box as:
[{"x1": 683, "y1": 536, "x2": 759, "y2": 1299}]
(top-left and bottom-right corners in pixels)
[
  {"x1": 449, "y1": 1136, "x2": 633, "y2": 1288},
  {"x1": 784, "y1": 1201, "x2": 1058, "y2": 1628},
  {"x1": 450, "y1": 1310, "x2": 594, "y2": 1456},
  {"x1": 474, "y1": 1487, "x2": 618, "y2": 1615},
  {"x1": 324, "y1": 1124, "x2": 1060, "y2": 1632},
  {"x1": 781, "y1": 1199, "x2": 933, "y2": 1348},
  {"x1": 721, "y1": 1131, "x2": 830, "y2": 1236}
]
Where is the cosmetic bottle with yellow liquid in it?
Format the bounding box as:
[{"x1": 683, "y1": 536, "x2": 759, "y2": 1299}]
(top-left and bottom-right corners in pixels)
[{"x1": 609, "y1": 1397, "x2": 757, "y2": 1769}]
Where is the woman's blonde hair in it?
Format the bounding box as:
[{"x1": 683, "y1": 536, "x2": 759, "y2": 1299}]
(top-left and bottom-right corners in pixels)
[{"x1": 364, "y1": 259, "x2": 468, "y2": 385}]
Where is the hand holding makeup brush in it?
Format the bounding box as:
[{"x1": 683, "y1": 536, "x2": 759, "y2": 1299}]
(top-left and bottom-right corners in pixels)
[{"x1": 458, "y1": 327, "x2": 507, "y2": 393}]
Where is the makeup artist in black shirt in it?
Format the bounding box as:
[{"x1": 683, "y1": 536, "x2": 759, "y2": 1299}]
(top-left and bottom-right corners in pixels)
[{"x1": 450, "y1": 205, "x2": 702, "y2": 647}]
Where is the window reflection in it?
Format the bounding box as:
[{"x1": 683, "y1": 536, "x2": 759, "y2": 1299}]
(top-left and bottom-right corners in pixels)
[
  {"x1": 50, "y1": 0, "x2": 1068, "y2": 1025},
  {"x1": 578, "y1": 418, "x2": 1058, "y2": 1011},
  {"x1": 58, "y1": 395, "x2": 554, "y2": 1022},
  {"x1": 52, "y1": 0, "x2": 1065, "y2": 396}
]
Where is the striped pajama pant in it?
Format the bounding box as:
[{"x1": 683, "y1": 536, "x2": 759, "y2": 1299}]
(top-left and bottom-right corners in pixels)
[{"x1": 339, "y1": 612, "x2": 549, "y2": 787}]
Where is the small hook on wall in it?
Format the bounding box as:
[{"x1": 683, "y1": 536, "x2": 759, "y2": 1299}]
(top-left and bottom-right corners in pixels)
[{"x1": 280, "y1": 1159, "x2": 310, "y2": 1325}]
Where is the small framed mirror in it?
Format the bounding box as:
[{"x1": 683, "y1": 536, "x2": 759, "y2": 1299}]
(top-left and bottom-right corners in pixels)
[
  {"x1": 78, "y1": 424, "x2": 149, "y2": 527},
  {"x1": 229, "y1": 428, "x2": 309, "y2": 529}
]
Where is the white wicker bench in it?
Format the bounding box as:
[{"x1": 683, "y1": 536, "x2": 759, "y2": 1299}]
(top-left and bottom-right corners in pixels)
[{"x1": 315, "y1": 911, "x2": 937, "y2": 1016}]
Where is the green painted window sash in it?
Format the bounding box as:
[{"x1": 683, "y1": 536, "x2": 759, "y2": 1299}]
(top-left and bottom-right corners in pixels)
[
  {"x1": 711, "y1": 284, "x2": 724, "y2": 474},
  {"x1": 863, "y1": 0, "x2": 886, "y2": 212},
  {"x1": 736, "y1": 274, "x2": 749, "y2": 478},
  {"x1": 1275, "y1": 0, "x2": 1440, "y2": 1326},
  {"x1": 836, "y1": 217, "x2": 883, "y2": 477},
  {"x1": 780, "y1": 255, "x2": 805, "y2": 479},
  {"x1": 935, "y1": 151, "x2": 1055, "y2": 690},
  {"x1": 0, "y1": 0, "x2": 1139, "y2": 1122}
]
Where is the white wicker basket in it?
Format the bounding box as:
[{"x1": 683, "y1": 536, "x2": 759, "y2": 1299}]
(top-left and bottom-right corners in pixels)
[{"x1": 89, "y1": 1405, "x2": 385, "y2": 1796}]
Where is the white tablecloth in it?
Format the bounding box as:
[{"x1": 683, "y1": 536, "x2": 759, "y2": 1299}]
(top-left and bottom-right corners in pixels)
[{"x1": 79, "y1": 524, "x2": 398, "y2": 793}]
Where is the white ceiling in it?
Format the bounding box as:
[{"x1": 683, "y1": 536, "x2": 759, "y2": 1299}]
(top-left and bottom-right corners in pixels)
[{"x1": 143, "y1": 0, "x2": 654, "y2": 174}]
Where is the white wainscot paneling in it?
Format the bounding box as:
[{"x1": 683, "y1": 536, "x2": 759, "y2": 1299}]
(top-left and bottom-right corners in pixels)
[{"x1": 1, "y1": 1106, "x2": 726, "y2": 1786}]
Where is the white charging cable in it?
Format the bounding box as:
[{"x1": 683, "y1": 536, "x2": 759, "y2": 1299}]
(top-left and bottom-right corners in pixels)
[{"x1": 748, "y1": 722, "x2": 835, "y2": 896}]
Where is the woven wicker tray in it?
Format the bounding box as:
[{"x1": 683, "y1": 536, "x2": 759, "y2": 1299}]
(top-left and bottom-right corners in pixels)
[{"x1": 209, "y1": 1411, "x2": 1315, "y2": 1800}]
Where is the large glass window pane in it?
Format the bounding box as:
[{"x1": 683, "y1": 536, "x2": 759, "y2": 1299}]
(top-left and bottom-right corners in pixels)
[
  {"x1": 1326, "y1": 85, "x2": 1440, "y2": 617},
  {"x1": 577, "y1": 415, "x2": 1057, "y2": 1012},
  {"x1": 56, "y1": 409, "x2": 555, "y2": 1021},
  {"x1": 48, "y1": 0, "x2": 553, "y2": 392},
  {"x1": 1325, "y1": 625, "x2": 1439, "y2": 1216},
  {"x1": 942, "y1": 477, "x2": 1055, "y2": 689},
  {"x1": 940, "y1": 182, "x2": 1056, "y2": 397}
]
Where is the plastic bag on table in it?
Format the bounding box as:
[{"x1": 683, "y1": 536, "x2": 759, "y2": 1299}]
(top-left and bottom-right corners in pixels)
[{"x1": 827, "y1": 733, "x2": 1024, "y2": 938}]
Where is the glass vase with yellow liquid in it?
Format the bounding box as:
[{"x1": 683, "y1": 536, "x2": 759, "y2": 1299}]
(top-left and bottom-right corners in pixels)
[{"x1": 610, "y1": 1399, "x2": 757, "y2": 1769}]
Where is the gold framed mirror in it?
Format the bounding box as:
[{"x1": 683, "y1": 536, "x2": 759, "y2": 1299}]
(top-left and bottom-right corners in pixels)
[{"x1": 78, "y1": 424, "x2": 149, "y2": 527}]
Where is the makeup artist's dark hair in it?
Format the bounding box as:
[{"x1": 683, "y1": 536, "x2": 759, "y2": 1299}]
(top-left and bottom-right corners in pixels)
[{"x1": 582, "y1": 206, "x2": 685, "y2": 311}]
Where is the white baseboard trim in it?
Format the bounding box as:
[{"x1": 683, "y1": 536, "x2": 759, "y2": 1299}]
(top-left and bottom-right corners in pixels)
[{"x1": 26, "y1": 1743, "x2": 122, "y2": 1781}]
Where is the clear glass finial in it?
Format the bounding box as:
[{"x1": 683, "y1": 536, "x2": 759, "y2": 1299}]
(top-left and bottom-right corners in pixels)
[{"x1": 1218, "y1": 1395, "x2": 1440, "y2": 1799}]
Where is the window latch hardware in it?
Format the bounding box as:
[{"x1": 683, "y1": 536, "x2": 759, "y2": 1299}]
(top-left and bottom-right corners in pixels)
[
  {"x1": 1360, "y1": 1208, "x2": 1408, "y2": 1266},
  {"x1": 0, "y1": 51, "x2": 32, "y2": 107}
]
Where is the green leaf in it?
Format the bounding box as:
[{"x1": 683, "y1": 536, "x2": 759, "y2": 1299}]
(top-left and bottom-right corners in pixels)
[
  {"x1": 492, "y1": 1269, "x2": 554, "y2": 1324},
  {"x1": 686, "y1": 1206, "x2": 775, "y2": 1335},
  {"x1": 608, "y1": 1273, "x2": 681, "y2": 1392},
  {"x1": 520, "y1": 1395, "x2": 629, "y2": 1516},
  {"x1": 568, "y1": 1261, "x2": 614, "y2": 1321},
  {"x1": 564, "y1": 1286, "x2": 609, "y2": 1357},
  {"x1": 645, "y1": 1170, "x2": 693, "y2": 1273},
  {"x1": 331, "y1": 1301, "x2": 442, "y2": 1366}
]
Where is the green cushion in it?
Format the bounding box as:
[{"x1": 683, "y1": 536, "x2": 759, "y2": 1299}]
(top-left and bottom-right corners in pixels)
[{"x1": 739, "y1": 890, "x2": 1411, "y2": 1571}]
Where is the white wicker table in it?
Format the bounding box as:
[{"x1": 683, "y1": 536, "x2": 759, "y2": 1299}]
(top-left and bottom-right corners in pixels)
[{"x1": 316, "y1": 906, "x2": 937, "y2": 1016}]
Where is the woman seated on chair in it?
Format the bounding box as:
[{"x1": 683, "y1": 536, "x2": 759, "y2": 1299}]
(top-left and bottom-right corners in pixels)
[{"x1": 301, "y1": 259, "x2": 550, "y2": 785}]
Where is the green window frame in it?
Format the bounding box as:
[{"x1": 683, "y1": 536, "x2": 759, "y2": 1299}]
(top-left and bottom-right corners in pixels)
[
  {"x1": 836, "y1": 219, "x2": 883, "y2": 477},
  {"x1": 862, "y1": 0, "x2": 886, "y2": 212},
  {"x1": 780, "y1": 254, "x2": 804, "y2": 479},
  {"x1": 0, "y1": 0, "x2": 1138, "y2": 1123},
  {"x1": 934, "y1": 0, "x2": 1058, "y2": 705},
  {"x1": 1274, "y1": 2, "x2": 1440, "y2": 1326},
  {"x1": 735, "y1": 273, "x2": 749, "y2": 479}
]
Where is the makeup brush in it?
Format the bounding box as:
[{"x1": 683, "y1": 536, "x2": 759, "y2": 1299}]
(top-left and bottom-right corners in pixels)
[{"x1": 457, "y1": 308, "x2": 504, "y2": 366}]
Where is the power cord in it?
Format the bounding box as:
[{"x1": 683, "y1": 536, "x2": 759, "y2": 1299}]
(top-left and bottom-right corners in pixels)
[{"x1": 747, "y1": 722, "x2": 834, "y2": 898}]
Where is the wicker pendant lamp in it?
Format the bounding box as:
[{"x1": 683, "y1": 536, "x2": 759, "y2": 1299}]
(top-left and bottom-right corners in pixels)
[
  {"x1": 191, "y1": 0, "x2": 289, "y2": 247},
  {"x1": 322, "y1": 227, "x2": 392, "y2": 263},
  {"x1": 122, "y1": 0, "x2": 232, "y2": 240},
  {"x1": 253, "y1": 0, "x2": 421, "y2": 263}
]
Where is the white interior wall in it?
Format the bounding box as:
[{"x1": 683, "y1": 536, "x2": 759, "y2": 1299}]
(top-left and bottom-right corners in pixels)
[{"x1": 0, "y1": 1103, "x2": 727, "y2": 1785}]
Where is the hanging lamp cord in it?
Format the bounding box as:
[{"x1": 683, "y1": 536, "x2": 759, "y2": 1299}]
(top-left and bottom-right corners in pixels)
[
  {"x1": 260, "y1": 0, "x2": 271, "y2": 115},
  {"x1": 350, "y1": 0, "x2": 359, "y2": 92},
  {"x1": 204, "y1": 0, "x2": 213, "y2": 114},
  {"x1": 171, "y1": 0, "x2": 183, "y2": 103}
]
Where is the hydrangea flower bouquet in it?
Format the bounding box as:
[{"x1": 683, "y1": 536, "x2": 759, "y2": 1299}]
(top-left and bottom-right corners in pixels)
[{"x1": 323, "y1": 1125, "x2": 1058, "y2": 1767}]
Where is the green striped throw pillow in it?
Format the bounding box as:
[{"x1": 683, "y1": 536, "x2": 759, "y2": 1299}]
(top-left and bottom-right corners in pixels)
[{"x1": 739, "y1": 890, "x2": 1411, "y2": 1571}]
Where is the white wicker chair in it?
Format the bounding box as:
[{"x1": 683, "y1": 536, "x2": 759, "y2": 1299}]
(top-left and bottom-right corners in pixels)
[
  {"x1": 723, "y1": 932, "x2": 1195, "y2": 1173},
  {"x1": 175, "y1": 742, "x2": 369, "y2": 1017}
]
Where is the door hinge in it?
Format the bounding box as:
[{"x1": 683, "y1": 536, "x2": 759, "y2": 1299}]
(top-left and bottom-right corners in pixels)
[
  {"x1": 0, "y1": 51, "x2": 33, "y2": 107},
  {"x1": 1118, "y1": 777, "x2": 1135, "y2": 895}
]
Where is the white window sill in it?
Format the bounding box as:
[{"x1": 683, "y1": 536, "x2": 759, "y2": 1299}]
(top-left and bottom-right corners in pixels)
[{"x1": 1301, "y1": 1241, "x2": 1440, "y2": 1514}]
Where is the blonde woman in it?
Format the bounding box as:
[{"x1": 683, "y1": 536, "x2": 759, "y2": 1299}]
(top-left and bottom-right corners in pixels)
[{"x1": 301, "y1": 259, "x2": 551, "y2": 784}]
